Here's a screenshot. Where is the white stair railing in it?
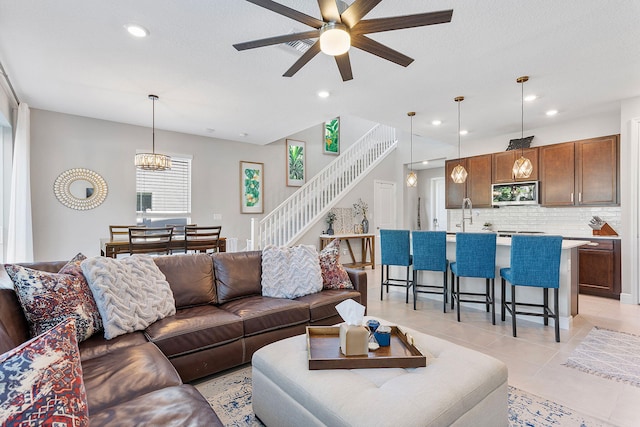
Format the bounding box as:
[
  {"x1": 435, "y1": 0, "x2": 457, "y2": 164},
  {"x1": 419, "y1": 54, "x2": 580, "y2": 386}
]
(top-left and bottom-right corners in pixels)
[{"x1": 258, "y1": 124, "x2": 397, "y2": 248}]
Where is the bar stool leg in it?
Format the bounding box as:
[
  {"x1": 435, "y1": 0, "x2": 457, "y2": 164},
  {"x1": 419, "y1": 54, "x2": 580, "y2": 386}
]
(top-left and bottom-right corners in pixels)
[
  {"x1": 491, "y1": 278, "x2": 495, "y2": 325},
  {"x1": 456, "y1": 276, "x2": 461, "y2": 322},
  {"x1": 413, "y1": 270, "x2": 418, "y2": 310},
  {"x1": 380, "y1": 266, "x2": 384, "y2": 300},
  {"x1": 405, "y1": 266, "x2": 410, "y2": 304},
  {"x1": 450, "y1": 271, "x2": 455, "y2": 310},
  {"x1": 543, "y1": 288, "x2": 549, "y2": 326},
  {"x1": 554, "y1": 288, "x2": 560, "y2": 343},
  {"x1": 442, "y1": 270, "x2": 447, "y2": 313},
  {"x1": 485, "y1": 279, "x2": 490, "y2": 313},
  {"x1": 501, "y1": 278, "x2": 506, "y2": 322},
  {"x1": 511, "y1": 284, "x2": 517, "y2": 338}
]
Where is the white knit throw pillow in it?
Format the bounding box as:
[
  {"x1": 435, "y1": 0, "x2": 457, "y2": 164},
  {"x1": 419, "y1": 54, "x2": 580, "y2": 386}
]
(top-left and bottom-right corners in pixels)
[
  {"x1": 81, "y1": 255, "x2": 176, "y2": 339},
  {"x1": 261, "y1": 245, "x2": 322, "y2": 299}
]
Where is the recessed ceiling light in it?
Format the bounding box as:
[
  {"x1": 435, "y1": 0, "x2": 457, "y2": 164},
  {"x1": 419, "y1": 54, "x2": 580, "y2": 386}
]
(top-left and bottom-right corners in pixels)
[
  {"x1": 524, "y1": 94, "x2": 537, "y2": 102},
  {"x1": 205, "y1": 128, "x2": 215, "y2": 133},
  {"x1": 431, "y1": 120, "x2": 442, "y2": 126},
  {"x1": 126, "y1": 24, "x2": 149, "y2": 38},
  {"x1": 239, "y1": 132, "x2": 248, "y2": 137},
  {"x1": 422, "y1": 160, "x2": 429, "y2": 165},
  {"x1": 459, "y1": 130, "x2": 468, "y2": 135},
  {"x1": 317, "y1": 90, "x2": 330, "y2": 98},
  {"x1": 546, "y1": 109, "x2": 558, "y2": 116}
]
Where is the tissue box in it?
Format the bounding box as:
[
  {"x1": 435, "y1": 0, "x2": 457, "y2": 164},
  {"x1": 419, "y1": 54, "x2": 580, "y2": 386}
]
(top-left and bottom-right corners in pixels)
[{"x1": 339, "y1": 324, "x2": 369, "y2": 356}]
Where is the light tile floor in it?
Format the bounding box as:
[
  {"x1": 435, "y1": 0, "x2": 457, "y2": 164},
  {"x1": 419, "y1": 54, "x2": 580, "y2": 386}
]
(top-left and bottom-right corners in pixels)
[{"x1": 364, "y1": 266, "x2": 640, "y2": 427}]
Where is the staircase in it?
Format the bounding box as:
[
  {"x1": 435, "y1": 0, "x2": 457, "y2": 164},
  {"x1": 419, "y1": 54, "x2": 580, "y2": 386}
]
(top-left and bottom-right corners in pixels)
[{"x1": 258, "y1": 124, "x2": 397, "y2": 248}]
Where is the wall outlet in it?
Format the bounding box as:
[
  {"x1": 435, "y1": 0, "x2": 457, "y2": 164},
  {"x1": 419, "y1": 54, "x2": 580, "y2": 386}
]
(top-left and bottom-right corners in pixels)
[
  {"x1": 212, "y1": 213, "x2": 222, "y2": 220},
  {"x1": 342, "y1": 249, "x2": 348, "y2": 256}
]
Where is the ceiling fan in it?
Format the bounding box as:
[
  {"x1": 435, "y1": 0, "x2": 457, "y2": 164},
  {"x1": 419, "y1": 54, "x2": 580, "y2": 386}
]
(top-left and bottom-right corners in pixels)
[{"x1": 233, "y1": 0, "x2": 453, "y2": 81}]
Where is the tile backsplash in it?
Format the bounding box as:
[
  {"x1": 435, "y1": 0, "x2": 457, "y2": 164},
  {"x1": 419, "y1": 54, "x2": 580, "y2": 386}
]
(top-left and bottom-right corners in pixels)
[{"x1": 447, "y1": 205, "x2": 621, "y2": 238}]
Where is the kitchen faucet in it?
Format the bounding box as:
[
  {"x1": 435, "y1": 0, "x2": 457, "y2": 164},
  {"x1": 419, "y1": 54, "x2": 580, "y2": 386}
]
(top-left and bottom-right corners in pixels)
[{"x1": 460, "y1": 197, "x2": 473, "y2": 232}]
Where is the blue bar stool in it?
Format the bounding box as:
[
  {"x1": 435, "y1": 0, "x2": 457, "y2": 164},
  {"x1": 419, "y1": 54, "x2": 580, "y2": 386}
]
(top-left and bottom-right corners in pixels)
[
  {"x1": 500, "y1": 235, "x2": 563, "y2": 342},
  {"x1": 450, "y1": 233, "x2": 497, "y2": 324},
  {"x1": 380, "y1": 229, "x2": 413, "y2": 303},
  {"x1": 411, "y1": 231, "x2": 449, "y2": 312}
]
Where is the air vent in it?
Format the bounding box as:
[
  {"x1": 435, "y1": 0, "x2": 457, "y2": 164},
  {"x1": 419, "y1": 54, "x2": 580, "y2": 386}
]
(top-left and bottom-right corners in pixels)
[{"x1": 283, "y1": 35, "x2": 315, "y2": 54}]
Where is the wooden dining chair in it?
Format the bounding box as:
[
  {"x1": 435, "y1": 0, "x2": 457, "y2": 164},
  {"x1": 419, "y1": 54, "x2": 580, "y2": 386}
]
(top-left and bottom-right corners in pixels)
[
  {"x1": 128, "y1": 226, "x2": 174, "y2": 256},
  {"x1": 109, "y1": 225, "x2": 138, "y2": 241},
  {"x1": 185, "y1": 226, "x2": 222, "y2": 253}
]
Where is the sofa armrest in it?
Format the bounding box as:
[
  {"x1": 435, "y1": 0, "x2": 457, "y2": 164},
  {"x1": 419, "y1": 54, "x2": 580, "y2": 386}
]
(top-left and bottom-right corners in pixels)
[{"x1": 345, "y1": 268, "x2": 367, "y2": 314}]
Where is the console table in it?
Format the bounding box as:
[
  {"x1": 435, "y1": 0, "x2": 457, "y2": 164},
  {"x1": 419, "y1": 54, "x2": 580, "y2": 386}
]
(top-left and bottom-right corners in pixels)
[{"x1": 319, "y1": 233, "x2": 375, "y2": 269}]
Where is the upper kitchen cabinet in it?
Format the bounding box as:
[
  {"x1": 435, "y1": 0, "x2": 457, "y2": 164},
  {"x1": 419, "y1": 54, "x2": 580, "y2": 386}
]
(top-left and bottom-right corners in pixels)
[
  {"x1": 540, "y1": 135, "x2": 619, "y2": 207},
  {"x1": 492, "y1": 148, "x2": 539, "y2": 183},
  {"x1": 445, "y1": 158, "x2": 467, "y2": 208},
  {"x1": 445, "y1": 154, "x2": 492, "y2": 209},
  {"x1": 576, "y1": 135, "x2": 619, "y2": 205}
]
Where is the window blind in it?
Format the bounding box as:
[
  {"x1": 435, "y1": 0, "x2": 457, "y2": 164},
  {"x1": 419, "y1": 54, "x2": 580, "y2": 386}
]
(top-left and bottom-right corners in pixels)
[{"x1": 136, "y1": 156, "x2": 191, "y2": 215}]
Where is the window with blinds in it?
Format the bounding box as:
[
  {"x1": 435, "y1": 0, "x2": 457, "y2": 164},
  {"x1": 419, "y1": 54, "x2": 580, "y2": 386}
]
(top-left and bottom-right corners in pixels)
[{"x1": 135, "y1": 156, "x2": 191, "y2": 221}]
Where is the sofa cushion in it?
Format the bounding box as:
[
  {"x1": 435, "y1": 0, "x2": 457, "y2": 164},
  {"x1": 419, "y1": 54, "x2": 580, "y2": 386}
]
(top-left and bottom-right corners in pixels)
[
  {"x1": 212, "y1": 251, "x2": 262, "y2": 304},
  {"x1": 5, "y1": 253, "x2": 102, "y2": 342},
  {"x1": 154, "y1": 254, "x2": 217, "y2": 308},
  {"x1": 261, "y1": 245, "x2": 323, "y2": 299},
  {"x1": 82, "y1": 341, "x2": 182, "y2": 414},
  {"x1": 81, "y1": 255, "x2": 176, "y2": 339},
  {"x1": 79, "y1": 331, "x2": 148, "y2": 362},
  {"x1": 221, "y1": 295, "x2": 309, "y2": 336},
  {"x1": 145, "y1": 305, "x2": 243, "y2": 357},
  {"x1": 295, "y1": 289, "x2": 362, "y2": 322},
  {"x1": 90, "y1": 384, "x2": 222, "y2": 427},
  {"x1": 319, "y1": 239, "x2": 353, "y2": 290},
  {"x1": 0, "y1": 318, "x2": 88, "y2": 427}
]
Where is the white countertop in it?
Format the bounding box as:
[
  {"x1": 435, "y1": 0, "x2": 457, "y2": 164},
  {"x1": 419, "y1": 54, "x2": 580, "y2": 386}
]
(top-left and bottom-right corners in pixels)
[{"x1": 445, "y1": 235, "x2": 590, "y2": 249}]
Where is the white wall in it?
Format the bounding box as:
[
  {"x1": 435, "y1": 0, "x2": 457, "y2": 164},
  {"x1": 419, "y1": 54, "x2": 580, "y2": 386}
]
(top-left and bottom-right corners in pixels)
[{"x1": 29, "y1": 109, "x2": 379, "y2": 260}]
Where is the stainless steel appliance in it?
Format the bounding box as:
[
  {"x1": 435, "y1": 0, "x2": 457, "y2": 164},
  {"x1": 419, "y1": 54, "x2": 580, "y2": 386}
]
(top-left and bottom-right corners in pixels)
[{"x1": 491, "y1": 181, "x2": 539, "y2": 206}]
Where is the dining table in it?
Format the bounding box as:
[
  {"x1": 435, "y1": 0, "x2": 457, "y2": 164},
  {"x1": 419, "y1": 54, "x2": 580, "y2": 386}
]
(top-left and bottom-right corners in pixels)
[{"x1": 100, "y1": 236, "x2": 226, "y2": 258}]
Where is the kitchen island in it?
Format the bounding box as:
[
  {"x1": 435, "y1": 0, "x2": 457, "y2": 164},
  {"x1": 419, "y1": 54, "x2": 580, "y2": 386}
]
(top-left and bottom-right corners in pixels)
[{"x1": 434, "y1": 235, "x2": 589, "y2": 330}]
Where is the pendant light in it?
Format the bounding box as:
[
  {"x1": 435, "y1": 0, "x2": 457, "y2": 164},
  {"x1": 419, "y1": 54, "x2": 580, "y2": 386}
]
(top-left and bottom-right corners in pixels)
[
  {"x1": 135, "y1": 94, "x2": 172, "y2": 171},
  {"x1": 406, "y1": 112, "x2": 418, "y2": 187},
  {"x1": 512, "y1": 76, "x2": 533, "y2": 179},
  {"x1": 450, "y1": 96, "x2": 468, "y2": 184}
]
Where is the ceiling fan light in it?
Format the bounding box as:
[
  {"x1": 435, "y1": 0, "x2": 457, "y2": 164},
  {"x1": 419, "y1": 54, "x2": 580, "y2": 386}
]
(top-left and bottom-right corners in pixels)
[
  {"x1": 451, "y1": 164, "x2": 468, "y2": 184},
  {"x1": 512, "y1": 156, "x2": 533, "y2": 179},
  {"x1": 319, "y1": 23, "x2": 350, "y2": 56}
]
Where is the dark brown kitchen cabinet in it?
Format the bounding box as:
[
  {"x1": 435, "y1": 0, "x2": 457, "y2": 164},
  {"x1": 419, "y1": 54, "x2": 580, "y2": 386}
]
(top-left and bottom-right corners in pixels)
[
  {"x1": 445, "y1": 158, "x2": 467, "y2": 208},
  {"x1": 540, "y1": 135, "x2": 619, "y2": 207},
  {"x1": 576, "y1": 135, "x2": 619, "y2": 205},
  {"x1": 445, "y1": 155, "x2": 492, "y2": 209},
  {"x1": 492, "y1": 148, "x2": 539, "y2": 183},
  {"x1": 578, "y1": 238, "x2": 621, "y2": 299}
]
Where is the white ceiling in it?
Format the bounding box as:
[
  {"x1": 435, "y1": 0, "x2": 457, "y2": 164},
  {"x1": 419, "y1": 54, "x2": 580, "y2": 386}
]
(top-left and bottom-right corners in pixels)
[{"x1": 1, "y1": 1, "x2": 639, "y2": 151}]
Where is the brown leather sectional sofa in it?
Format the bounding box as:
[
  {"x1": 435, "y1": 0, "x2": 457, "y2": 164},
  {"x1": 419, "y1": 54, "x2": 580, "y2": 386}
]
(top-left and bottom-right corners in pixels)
[{"x1": 0, "y1": 250, "x2": 367, "y2": 426}]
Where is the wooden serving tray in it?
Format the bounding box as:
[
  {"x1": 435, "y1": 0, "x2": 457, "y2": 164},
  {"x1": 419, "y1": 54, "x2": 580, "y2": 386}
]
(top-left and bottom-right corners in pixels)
[{"x1": 306, "y1": 326, "x2": 426, "y2": 370}]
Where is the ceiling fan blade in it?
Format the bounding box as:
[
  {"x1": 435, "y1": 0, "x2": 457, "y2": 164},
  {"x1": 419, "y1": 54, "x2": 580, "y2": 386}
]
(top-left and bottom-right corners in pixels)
[
  {"x1": 340, "y1": 0, "x2": 382, "y2": 28},
  {"x1": 233, "y1": 30, "x2": 320, "y2": 51},
  {"x1": 352, "y1": 9, "x2": 453, "y2": 35},
  {"x1": 246, "y1": 0, "x2": 325, "y2": 28},
  {"x1": 351, "y1": 34, "x2": 413, "y2": 67},
  {"x1": 334, "y1": 53, "x2": 353, "y2": 81},
  {"x1": 283, "y1": 41, "x2": 321, "y2": 77},
  {"x1": 317, "y1": 0, "x2": 341, "y2": 23}
]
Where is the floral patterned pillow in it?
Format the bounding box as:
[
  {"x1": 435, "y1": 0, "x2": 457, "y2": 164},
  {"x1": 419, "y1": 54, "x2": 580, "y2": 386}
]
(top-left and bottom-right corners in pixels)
[
  {"x1": 0, "y1": 318, "x2": 88, "y2": 426},
  {"x1": 319, "y1": 239, "x2": 353, "y2": 289},
  {"x1": 5, "y1": 253, "x2": 102, "y2": 342}
]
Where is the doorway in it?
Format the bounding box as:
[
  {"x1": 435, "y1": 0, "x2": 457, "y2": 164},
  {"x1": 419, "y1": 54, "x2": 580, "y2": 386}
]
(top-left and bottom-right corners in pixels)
[{"x1": 430, "y1": 177, "x2": 447, "y2": 231}]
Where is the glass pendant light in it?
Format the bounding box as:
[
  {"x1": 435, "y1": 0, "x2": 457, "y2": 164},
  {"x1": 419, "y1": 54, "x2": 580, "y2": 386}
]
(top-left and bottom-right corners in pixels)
[
  {"x1": 512, "y1": 76, "x2": 533, "y2": 179},
  {"x1": 135, "y1": 94, "x2": 172, "y2": 171},
  {"x1": 406, "y1": 112, "x2": 417, "y2": 187},
  {"x1": 451, "y1": 96, "x2": 468, "y2": 184}
]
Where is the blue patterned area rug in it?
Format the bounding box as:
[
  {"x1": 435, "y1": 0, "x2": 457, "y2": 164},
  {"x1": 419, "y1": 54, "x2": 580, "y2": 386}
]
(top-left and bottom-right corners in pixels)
[
  {"x1": 564, "y1": 326, "x2": 640, "y2": 387},
  {"x1": 195, "y1": 366, "x2": 610, "y2": 426}
]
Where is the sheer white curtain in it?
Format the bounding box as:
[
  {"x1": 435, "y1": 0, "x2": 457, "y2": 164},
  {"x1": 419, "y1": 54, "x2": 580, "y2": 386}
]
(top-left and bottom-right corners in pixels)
[{"x1": 6, "y1": 103, "x2": 33, "y2": 262}]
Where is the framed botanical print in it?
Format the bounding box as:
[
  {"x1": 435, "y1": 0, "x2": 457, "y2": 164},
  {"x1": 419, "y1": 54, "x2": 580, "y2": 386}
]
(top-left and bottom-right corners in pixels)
[
  {"x1": 240, "y1": 161, "x2": 264, "y2": 214},
  {"x1": 324, "y1": 117, "x2": 340, "y2": 155},
  {"x1": 286, "y1": 139, "x2": 305, "y2": 187}
]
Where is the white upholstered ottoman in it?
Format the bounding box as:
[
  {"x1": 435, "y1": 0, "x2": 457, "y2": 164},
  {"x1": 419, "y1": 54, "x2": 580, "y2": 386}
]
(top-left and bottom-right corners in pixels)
[{"x1": 252, "y1": 319, "x2": 508, "y2": 427}]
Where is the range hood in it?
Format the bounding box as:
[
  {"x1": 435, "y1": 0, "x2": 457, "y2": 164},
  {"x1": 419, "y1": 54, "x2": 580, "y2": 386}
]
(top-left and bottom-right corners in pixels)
[{"x1": 492, "y1": 181, "x2": 539, "y2": 206}]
